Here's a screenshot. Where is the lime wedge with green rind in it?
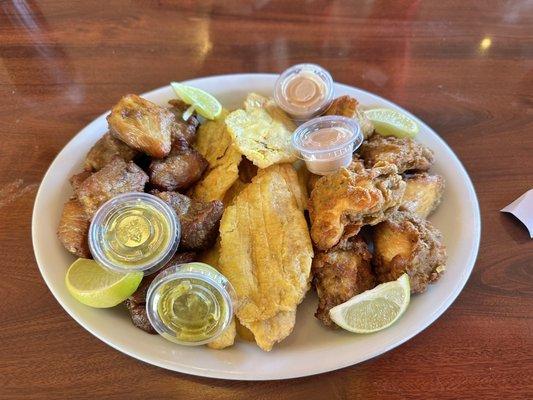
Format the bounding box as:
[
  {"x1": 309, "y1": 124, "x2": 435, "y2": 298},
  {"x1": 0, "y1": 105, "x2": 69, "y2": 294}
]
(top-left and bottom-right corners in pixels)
[
  {"x1": 65, "y1": 258, "x2": 143, "y2": 308},
  {"x1": 171, "y1": 82, "x2": 222, "y2": 120},
  {"x1": 365, "y1": 108, "x2": 419, "y2": 138},
  {"x1": 329, "y1": 273, "x2": 410, "y2": 333}
]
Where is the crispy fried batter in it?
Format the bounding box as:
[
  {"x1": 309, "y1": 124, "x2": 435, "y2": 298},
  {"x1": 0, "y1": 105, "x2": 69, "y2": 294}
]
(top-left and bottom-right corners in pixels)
[
  {"x1": 312, "y1": 236, "x2": 375, "y2": 327},
  {"x1": 373, "y1": 211, "x2": 447, "y2": 293},
  {"x1": 245, "y1": 311, "x2": 296, "y2": 351},
  {"x1": 85, "y1": 132, "x2": 139, "y2": 171},
  {"x1": 359, "y1": 134, "x2": 434, "y2": 173},
  {"x1": 57, "y1": 199, "x2": 91, "y2": 258},
  {"x1": 207, "y1": 319, "x2": 237, "y2": 350},
  {"x1": 168, "y1": 99, "x2": 200, "y2": 144},
  {"x1": 400, "y1": 173, "x2": 445, "y2": 218},
  {"x1": 309, "y1": 161, "x2": 405, "y2": 251},
  {"x1": 192, "y1": 110, "x2": 242, "y2": 202},
  {"x1": 153, "y1": 191, "x2": 223, "y2": 251},
  {"x1": 219, "y1": 164, "x2": 313, "y2": 351},
  {"x1": 225, "y1": 93, "x2": 297, "y2": 169},
  {"x1": 149, "y1": 135, "x2": 208, "y2": 192},
  {"x1": 324, "y1": 95, "x2": 374, "y2": 139},
  {"x1": 75, "y1": 158, "x2": 148, "y2": 217},
  {"x1": 107, "y1": 94, "x2": 173, "y2": 158}
]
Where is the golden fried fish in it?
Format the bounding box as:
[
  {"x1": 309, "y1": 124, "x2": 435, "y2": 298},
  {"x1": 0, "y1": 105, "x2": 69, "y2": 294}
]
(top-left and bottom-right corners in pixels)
[
  {"x1": 400, "y1": 173, "x2": 445, "y2": 218},
  {"x1": 219, "y1": 164, "x2": 313, "y2": 351},
  {"x1": 309, "y1": 161, "x2": 405, "y2": 250},
  {"x1": 225, "y1": 93, "x2": 297, "y2": 169},
  {"x1": 245, "y1": 311, "x2": 296, "y2": 351},
  {"x1": 192, "y1": 110, "x2": 242, "y2": 202},
  {"x1": 107, "y1": 94, "x2": 173, "y2": 158},
  {"x1": 324, "y1": 95, "x2": 374, "y2": 139}
]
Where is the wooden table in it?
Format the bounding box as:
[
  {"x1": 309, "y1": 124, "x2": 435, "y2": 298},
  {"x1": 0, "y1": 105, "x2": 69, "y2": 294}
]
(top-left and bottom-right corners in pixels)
[{"x1": 1, "y1": 1, "x2": 531, "y2": 398}]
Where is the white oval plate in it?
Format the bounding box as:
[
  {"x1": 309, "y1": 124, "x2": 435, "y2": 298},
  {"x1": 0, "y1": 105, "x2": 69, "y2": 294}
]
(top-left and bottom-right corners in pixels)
[{"x1": 32, "y1": 74, "x2": 480, "y2": 380}]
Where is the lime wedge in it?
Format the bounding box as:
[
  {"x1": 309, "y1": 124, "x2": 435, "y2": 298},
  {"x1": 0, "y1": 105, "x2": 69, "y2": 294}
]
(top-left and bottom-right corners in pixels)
[
  {"x1": 65, "y1": 258, "x2": 143, "y2": 308},
  {"x1": 365, "y1": 108, "x2": 419, "y2": 138},
  {"x1": 171, "y1": 82, "x2": 222, "y2": 120},
  {"x1": 329, "y1": 273, "x2": 410, "y2": 333}
]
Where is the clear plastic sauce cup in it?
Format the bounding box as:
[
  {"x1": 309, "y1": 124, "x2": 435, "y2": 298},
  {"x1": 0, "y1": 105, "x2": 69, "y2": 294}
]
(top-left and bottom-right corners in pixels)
[
  {"x1": 88, "y1": 192, "x2": 180, "y2": 275},
  {"x1": 274, "y1": 63, "x2": 334, "y2": 121},
  {"x1": 146, "y1": 262, "x2": 235, "y2": 346},
  {"x1": 292, "y1": 115, "x2": 363, "y2": 175}
]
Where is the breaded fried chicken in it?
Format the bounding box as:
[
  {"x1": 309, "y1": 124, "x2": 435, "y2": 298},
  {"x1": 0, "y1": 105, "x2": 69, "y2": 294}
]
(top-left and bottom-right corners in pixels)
[
  {"x1": 324, "y1": 95, "x2": 374, "y2": 139},
  {"x1": 76, "y1": 157, "x2": 148, "y2": 217},
  {"x1": 400, "y1": 173, "x2": 445, "y2": 218},
  {"x1": 313, "y1": 236, "x2": 375, "y2": 327},
  {"x1": 309, "y1": 161, "x2": 405, "y2": 250},
  {"x1": 373, "y1": 211, "x2": 447, "y2": 293},
  {"x1": 359, "y1": 134, "x2": 434, "y2": 173}
]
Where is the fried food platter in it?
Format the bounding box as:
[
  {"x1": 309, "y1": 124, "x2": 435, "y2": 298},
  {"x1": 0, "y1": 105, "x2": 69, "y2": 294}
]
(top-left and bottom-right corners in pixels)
[{"x1": 32, "y1": 74, "x2": 480, "y2": 380}]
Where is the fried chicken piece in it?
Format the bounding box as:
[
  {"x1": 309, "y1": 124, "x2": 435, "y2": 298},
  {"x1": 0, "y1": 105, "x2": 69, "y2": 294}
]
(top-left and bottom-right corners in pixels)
[
  {"x1": 359, "y1": 134, "x2": 434, "y2": 173},
  {"x1": 152, "y1": 190, "x2": 223, "y2": 250},
  {"x1": 69, "y1": 170, "x2": 92, "y2": 192},
  {"x1": 57, "y1": 199, "x2": 91, "y2": 258},
  {"x1": 76, "y1": 158, "x2": 148, "y2": 218},
  {"x1": 324, "y1": 95, "x2": 374, "y2": 139},
  {"x1": 168, "y1": 99, "x2": 200, "y2": 144},
  {"x1": 124, "y1": 299, "x2": 156, "y2": 334},
  {"x1": 107, "y1": 94, "x2": 173, "y2": 158},
  {"x1": 373, "y1": 211, "x2": 447, "y2": 293},
  {"x1": 313, "y1": 236, "x2": 375, "y2": 327},
  {"x1": 84, "y1": 132, "x2": 139, "y2": 171},
  {"x1": 309, "y1": 161, "x2": 405, "y2": 250},
  {"x1": 128, "y1": 252, "x2": 197, "y2": 304},
  {"x1": 148, "y1": 135, "x2": 208, "y2": 191},
  {"x1": 400, "y1": 173, "x2": 445, "y2": 218}
]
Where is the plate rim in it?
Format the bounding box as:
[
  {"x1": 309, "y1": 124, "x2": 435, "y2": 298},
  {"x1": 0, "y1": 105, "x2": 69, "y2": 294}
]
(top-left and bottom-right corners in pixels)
[{"x1": 32, "y1": 73, "x2": 481, "y2": 380}]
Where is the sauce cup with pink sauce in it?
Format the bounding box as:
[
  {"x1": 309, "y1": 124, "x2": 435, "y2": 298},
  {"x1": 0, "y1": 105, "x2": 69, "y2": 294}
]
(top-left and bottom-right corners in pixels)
[{"x1": 292, "y1": 115, "x2": 363, "y2": 175}]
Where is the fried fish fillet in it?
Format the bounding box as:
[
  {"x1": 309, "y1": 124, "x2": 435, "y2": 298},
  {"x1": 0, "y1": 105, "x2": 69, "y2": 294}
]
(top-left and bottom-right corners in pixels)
[
  {"x1": 373, "y1": 211, "x2": 447, "y2": 293},
  {"x1": 219, "y1": 164, "x2": 313, "y2": 351},
  {"x1": 312, "y1": 236, "x2": 375, "y2": 327},
  {"x1": 309, "y1": 161, "x2": 405, "y2": 251},
  {"x1": 108, "y1": 94, "x2": 173, "y2": 158},
  {"x1": 359, "y1": 134, "x2": 434, "y2": 173},
  {"x1": 75, "y1": 158, "x2": 148, "y2": 217},
  {"x1": 192, "y1": 110, "x2": 242, "y2": 202},
  {"x1": 400, "y1": 173, "x2": 445, "y2": 218},
  {"x1": 225, "y1": 93, "x2": 297, "y2": 169},
  {"x1": 57, "y1": 199, "x2": 91, "y2": 258},
  {"x1": 324, "y1": 95, "x2": 374, "y2": 139},
  {"x1": 85, "y1": 132, "x2": 139, "y2": 171}
]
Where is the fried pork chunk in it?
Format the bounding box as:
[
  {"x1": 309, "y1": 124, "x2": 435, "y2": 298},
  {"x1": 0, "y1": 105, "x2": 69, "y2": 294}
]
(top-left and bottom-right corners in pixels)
[
  {"x1": 168, "y1": 99, "x2": 200, "y2": 144},
  {"x1": 152, "y1": 190, "x2": 223, "y2": 250},
  {"x1": 313, "y1": 236, "x2": 375, "y2": 327},
  {"x1": 324, "y1": 95, "x2": 374, "y2": 139},
  {"x1": 69, "y1": 170, "x2": 92, "y2": 192},
  {"x1": 359, "y1": 134, "x2": 434, "y2": 173},
  {"x1": 148, "y1": 135, "x2": 208, "y2": 192},
  {"x1": 400, "y1": 173, "x2": 445, "y2": 218},
  {"x1": 85, "y1": 132, "x2": 139, "y2": 171},
  {"x1": 373, "y1": 211, "x2": 447, "y2": 293},
  {"x1": 76, "y1": 158, "x2": 148, "y2": 217},
  {"x1": 107, "y1": 94, "x2": 173, "y2": 158},
  {"x1": 57, "y1": 199, "x2": 91, "y2": 258},
  {"x1": 309, "y1": 161, "x2": 405, "y2": 250}
]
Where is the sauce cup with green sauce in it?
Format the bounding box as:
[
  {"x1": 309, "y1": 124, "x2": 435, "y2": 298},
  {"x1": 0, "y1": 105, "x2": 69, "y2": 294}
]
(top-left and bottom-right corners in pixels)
[
  {"x1": 146, "y1": 262, "x2": 235, "y2": 346},
  {"x1": 88, "y1": 193, "x2": 180, "y2": 275}
]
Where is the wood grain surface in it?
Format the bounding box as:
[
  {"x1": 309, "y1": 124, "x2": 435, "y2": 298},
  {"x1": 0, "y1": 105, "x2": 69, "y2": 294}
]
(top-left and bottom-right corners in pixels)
[{"x1": 1, "y1": 1, "x2": 532, "y2": 399}]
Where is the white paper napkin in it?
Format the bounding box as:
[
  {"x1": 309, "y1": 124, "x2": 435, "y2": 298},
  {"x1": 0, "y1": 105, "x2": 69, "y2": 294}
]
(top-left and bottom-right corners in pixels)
[{"x1": 501, "y1": 189, "x2": 533, "y2": 238}]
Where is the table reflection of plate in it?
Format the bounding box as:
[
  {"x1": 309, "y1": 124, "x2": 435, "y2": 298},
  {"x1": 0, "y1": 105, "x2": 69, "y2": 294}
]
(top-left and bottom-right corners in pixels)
[{"x1": 32, "y1": 74, "x2": 480, "y2": 380}]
